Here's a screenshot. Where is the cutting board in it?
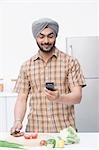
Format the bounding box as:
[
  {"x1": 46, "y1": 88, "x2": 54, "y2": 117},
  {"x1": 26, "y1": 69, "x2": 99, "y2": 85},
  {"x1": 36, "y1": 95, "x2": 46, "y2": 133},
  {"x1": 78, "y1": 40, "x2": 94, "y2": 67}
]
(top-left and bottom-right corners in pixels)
[{"x1": 4, "y1": 133, "x2": 55, "y2": 147}]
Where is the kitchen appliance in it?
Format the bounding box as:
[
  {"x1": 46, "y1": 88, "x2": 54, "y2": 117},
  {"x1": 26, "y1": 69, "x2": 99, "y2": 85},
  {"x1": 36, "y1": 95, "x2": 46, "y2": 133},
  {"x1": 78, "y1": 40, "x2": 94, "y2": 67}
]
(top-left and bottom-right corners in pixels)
[{"x1": 66, "y1": 36, "x2": 99, "y2": 132}]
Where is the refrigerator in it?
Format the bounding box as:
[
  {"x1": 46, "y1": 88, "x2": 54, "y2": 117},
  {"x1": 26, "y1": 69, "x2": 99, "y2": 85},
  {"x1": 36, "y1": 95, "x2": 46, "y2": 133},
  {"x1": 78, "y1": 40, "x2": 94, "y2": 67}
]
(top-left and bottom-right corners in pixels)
[{"x1": 66, "y1": 36, "x2": 99, "y2": 132}]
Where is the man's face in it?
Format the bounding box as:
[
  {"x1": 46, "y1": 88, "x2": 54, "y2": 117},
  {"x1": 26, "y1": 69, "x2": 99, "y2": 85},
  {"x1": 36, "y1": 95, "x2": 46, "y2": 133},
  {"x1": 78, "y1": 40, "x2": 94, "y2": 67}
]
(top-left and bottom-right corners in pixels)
[{"x1": 36, "y1": 27, "x2": 56, "y2": 52}]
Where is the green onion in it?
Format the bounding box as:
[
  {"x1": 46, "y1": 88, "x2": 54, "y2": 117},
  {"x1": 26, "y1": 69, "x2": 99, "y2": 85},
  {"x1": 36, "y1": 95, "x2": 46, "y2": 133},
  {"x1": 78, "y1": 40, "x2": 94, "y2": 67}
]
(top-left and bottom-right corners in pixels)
[{"x1": 0, "y1": 140, "x2": 23, "y2": 149}]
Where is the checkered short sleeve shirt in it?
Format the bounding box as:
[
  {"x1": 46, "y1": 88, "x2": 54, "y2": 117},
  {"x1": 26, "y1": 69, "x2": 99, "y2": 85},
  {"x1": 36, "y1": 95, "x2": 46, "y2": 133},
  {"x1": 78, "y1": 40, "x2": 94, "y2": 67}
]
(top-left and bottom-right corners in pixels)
[{"x1": 14, "y1": 48, "x2": 86, "y2": 132}]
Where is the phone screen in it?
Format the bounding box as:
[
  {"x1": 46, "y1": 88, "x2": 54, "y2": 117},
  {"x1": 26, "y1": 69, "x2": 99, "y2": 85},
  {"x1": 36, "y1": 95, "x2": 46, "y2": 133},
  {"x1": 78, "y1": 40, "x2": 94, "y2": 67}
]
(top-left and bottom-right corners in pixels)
[{"x1": 45, "y1": 82, "x2": 55, "y2": 91}]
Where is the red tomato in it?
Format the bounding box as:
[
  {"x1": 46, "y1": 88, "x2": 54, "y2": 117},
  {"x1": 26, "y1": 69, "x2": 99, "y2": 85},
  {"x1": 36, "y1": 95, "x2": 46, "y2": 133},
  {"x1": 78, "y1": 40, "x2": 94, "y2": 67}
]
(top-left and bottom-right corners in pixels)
[
  {"x1": 40, "y1": 140, "x2": 46, "y2": 146},
  {"x1": 30, "y1": 133, "x2": 38, "y2": 139},
  {"x1": 24, "y1": 134, "x2": 31, "y2": 139},
  {"x1": 24, "y1": 133, "x2": 38, "y2": 139}
]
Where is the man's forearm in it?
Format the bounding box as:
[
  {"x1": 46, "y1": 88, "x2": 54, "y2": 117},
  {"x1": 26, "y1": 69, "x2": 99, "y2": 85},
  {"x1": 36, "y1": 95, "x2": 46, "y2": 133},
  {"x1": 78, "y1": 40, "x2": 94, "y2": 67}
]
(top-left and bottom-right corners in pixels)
[
  {"x1": 56, "y1": 86, "x2": 82, "y2": 105},
  {"x1": 14, "y1": 99, "x2": 27, "y2": 123},
  {"x1": 57, "y1": 92, "x2": 82, "y2": 105}
]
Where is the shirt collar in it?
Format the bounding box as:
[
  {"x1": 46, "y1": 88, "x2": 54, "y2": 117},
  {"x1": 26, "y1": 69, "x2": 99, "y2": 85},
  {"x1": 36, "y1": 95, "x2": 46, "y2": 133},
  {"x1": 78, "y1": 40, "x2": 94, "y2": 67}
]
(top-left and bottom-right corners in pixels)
[{"x1": 33, "y1": 48, "x2": 59, "y2": 61}]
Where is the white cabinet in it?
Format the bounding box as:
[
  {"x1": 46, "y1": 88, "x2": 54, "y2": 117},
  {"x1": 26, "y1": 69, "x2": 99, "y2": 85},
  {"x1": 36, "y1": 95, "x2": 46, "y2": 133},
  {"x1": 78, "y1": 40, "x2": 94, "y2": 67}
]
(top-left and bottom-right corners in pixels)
[
  {"x1": 75, "y1": 79, "x2": 99, "y2": 132},
  {"x1": 0, "y1": 93, "x2": 17, "y2": 132},
  {"x1": 0, "y1": 96, "x2": 7, "y2": 132},
  {"x1": 6, "y1": 96, "x2": 16, "y2": 132},
  {"x1": 66, "y1": 36, "x2": 99, "y2": 78}
]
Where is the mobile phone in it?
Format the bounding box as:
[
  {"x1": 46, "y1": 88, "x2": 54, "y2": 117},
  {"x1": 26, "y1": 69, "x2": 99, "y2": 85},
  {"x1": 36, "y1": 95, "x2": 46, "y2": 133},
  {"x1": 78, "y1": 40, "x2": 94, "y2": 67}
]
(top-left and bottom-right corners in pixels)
[{"x1": 45, "y1": 82, "x2": 55, "y2": 91}]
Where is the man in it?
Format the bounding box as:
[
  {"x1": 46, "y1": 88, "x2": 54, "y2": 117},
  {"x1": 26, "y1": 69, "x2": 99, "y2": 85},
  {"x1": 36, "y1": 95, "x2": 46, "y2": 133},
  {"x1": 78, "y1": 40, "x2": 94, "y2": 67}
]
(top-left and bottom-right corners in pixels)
[{"x1": 11, "y1": 18, "x2": 86, "y2": 134}]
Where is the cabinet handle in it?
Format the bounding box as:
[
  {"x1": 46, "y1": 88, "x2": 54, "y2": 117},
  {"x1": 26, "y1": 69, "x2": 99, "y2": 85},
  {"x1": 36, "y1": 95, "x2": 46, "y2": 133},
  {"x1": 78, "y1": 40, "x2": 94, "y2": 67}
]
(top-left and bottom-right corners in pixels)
[{"x1": 69, "y1": 45, "x2": 74, "y2": 56}]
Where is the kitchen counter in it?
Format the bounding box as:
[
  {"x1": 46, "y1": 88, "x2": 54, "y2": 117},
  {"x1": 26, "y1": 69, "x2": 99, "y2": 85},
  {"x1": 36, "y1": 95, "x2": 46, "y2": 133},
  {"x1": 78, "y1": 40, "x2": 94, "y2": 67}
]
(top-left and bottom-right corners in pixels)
[
  {"x1": 0, "y1": 92, "x2": 17, "y2": 97},
  {"x1": 0, "y1": 132, "x2": 98, "y2": 150}
]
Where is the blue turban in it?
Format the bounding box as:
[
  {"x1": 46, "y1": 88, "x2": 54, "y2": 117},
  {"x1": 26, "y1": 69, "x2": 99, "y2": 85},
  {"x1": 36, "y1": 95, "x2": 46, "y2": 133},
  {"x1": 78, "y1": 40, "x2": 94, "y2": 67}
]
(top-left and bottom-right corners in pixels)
[{"x1": 32, "y1": 18, "x2": 59, "y2": 38}]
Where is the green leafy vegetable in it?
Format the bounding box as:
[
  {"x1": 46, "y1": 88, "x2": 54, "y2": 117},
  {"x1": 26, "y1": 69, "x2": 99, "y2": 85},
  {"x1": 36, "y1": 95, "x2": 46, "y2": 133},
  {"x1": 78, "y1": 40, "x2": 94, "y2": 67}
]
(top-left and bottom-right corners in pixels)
[
  {"x1": 0, "y1": 140, "x2": 23, "y2": 149},
  {"x1": 45, "y1": 139, "x2": 56, "y2": 148},
  {"x1": 60, "y1": 126, "x2": 80, "y2": 145}
]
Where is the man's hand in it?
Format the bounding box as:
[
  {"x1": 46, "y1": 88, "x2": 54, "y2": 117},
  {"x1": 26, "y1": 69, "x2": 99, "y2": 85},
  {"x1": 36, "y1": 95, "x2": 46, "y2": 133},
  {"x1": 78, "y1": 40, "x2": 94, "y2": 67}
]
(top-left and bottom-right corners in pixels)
[
  {"x1": 10, "y1": 120, "x2": 23, "y2": 136},
  {"x1": 44, "y1": 88, "x2": 60, "y2": 101}
]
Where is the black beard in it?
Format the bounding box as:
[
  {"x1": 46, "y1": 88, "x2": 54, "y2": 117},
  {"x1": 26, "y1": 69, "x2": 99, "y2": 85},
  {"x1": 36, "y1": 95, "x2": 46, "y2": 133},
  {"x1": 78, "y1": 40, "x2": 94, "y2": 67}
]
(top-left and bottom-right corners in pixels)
[{"x1": 36, "y1": 41, "x2": 55, "y2": 52}]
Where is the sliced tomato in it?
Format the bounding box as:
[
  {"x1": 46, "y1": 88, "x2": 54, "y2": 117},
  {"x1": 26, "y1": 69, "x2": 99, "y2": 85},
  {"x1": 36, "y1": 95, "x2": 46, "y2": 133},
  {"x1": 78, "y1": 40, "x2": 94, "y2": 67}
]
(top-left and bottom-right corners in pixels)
[
  {"x1": 40, "y1": 140, "x2": 46, "y2": 146},
  {"x1": 24, "y1": 134, "x2": 31, "y2": 139},
  {"x1": 30, "y1": 133, "x2": 38, "y2": 139},
  {"x1": 24, "y1": 133, "x2": 38, "y2": 139}
]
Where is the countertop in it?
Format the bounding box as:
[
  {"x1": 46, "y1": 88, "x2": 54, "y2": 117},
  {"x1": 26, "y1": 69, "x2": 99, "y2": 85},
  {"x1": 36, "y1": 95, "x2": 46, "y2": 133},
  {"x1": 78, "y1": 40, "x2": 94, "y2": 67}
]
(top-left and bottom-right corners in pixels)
[
  {"x1": 0, "y1": 92, "x2": 17, "y2": 97},
  {"x1": 0, "y1": 132, "x2": 98, "y2": 150}
]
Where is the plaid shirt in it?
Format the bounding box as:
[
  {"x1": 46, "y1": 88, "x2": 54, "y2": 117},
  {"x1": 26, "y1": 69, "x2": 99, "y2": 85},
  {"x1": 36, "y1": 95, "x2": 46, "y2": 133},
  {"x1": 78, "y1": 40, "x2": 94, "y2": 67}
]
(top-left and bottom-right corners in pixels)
[{"x1": 14, "y1": 48, "x2": 86, "y2": 132}]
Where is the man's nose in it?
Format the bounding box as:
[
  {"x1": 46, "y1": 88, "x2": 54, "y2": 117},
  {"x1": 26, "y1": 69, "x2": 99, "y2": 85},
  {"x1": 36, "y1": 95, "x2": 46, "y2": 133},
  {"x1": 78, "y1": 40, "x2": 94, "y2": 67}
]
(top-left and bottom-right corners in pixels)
[{"x1": 44, "y1": 37, "x2": 49, "y2": 43}]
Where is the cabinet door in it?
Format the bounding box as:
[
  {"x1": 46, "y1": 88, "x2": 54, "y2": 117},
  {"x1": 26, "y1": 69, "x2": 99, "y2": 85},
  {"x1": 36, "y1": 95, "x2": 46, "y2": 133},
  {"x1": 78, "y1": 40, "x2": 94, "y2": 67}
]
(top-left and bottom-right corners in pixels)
[
  {"x1": 0, "y1": 97, "x2": 7, "y2": 132},
  {"x1": 66, "y1": 37, "x2": 98, "y2": 77},
  {"x1": 75, "y1": 79, "x2": 98, "y2": 132},
  {"x1": 98, "y1": 81, "x2": 99, "y2": 131},
  {"x1": 6, "y1": 96, "x2": 16, "y2": 132}
]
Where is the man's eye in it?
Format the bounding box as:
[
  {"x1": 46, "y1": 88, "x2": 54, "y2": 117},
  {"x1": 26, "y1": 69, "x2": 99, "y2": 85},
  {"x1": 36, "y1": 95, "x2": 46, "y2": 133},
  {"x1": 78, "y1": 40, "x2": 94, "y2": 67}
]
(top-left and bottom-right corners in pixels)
[
  {"x1": 48, "y1": 34, "x2": 55, "y2": 38},
  {"x1": 39, "y1": 35, "x2": 44, "y2": 38},
  {"x1": 49, "y1": 35, "x2": 53, "y2": 38}
]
